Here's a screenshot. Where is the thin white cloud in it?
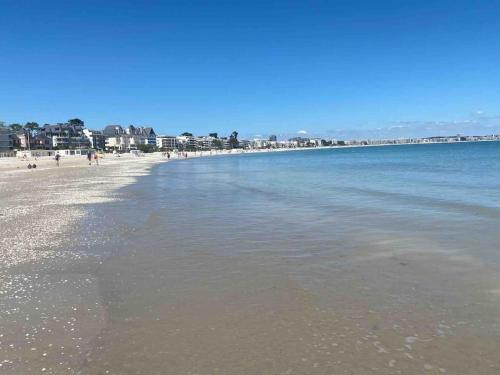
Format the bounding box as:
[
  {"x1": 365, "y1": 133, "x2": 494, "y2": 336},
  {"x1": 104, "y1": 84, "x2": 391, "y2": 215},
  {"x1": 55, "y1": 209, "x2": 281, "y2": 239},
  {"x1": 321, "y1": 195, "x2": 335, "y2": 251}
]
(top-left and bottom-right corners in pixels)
[
  {"x1": 297, "y1": 130, "x2": 307, "y2": 134},
  {"x1": 324, "y1": 113, "x2": 500, "y2": 140}
]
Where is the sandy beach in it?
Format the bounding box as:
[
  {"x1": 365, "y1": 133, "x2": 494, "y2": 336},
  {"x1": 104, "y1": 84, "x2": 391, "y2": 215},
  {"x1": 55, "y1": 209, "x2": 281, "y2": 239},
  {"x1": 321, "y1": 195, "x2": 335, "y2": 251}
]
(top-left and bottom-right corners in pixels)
[
  {"x1": 0, "y1": 149, "x2": 297, "y2": 374},
  {"x1": 0, "y1": 153, "x2": 170, "y2": 374},
  {"x1": 1, "y1": 145, "x2": 500, "y2": 374},
  {"x1": 0, "y1": 153, "x2": 171, "y2": 267}
]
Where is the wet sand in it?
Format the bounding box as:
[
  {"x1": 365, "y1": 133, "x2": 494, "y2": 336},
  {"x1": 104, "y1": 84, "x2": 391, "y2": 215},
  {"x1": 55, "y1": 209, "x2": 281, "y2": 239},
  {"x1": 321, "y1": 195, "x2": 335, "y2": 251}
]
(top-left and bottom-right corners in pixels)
[
  {"x1": 79, "y1": 249, "x2": 500, "y2": 375},
  {"x1": 2, "y1": 149, "x2": 500, "y2": 374}
]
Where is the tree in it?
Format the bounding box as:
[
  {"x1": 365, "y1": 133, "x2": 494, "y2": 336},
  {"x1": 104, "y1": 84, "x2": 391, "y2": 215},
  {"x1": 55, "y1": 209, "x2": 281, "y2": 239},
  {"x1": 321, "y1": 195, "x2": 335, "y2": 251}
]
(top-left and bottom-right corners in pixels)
[
  {"x1": 229, "y1": 131, "x2": 239, "y2": 148},
  {"x1": 68, "y1": 118, "x2": 84, "y2": 127},
  {"x1": 9, "y1": 123, "x2": 23, "y2": 132},
  {"x1": 137, "y1": 144, "x2": 157, "y2": 153},
  {"x1": 212, "y1": 139, "x2": 223, "y2": 150},
  {"x1": 24, "y1": 122, "x2": 39, "y2": 136},
  {"x1": 209, "y1": 132, "x2": 218, "y2": 138},
  {"x1": 181, "y1": 132, "x2": 193, "y2": 137}
]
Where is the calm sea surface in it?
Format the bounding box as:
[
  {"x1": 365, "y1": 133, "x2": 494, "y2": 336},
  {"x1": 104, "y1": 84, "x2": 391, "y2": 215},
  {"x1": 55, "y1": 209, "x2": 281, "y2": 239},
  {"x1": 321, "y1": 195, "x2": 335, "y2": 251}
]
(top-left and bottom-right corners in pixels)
[
  {"x1": 74, "y1": 141, "x2": 500, "y2": 374},
  {"x1": 136, "y1": 141, "x2": 500, "y2": 261}
]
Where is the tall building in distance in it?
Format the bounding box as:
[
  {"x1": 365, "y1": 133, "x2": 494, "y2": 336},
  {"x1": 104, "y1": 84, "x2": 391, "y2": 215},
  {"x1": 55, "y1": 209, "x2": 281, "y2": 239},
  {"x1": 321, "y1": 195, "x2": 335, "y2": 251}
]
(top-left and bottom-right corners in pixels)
[{"x1": 0, "y1": 126, "x2": 14, "y2": 152}]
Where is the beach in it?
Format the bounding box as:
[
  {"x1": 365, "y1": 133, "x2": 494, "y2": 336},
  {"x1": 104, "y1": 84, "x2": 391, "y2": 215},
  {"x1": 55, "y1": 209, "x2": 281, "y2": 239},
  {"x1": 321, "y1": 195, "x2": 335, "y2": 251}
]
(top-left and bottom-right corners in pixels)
[
  {"x1": 0, "y1": 149, "x2": 273, "y2": 374},
  {"x1": 0, "y1": 153, "x2": 171, "y2": 373},
  {"x1": 1, "y1": 143, "x2": 500, "y2": 374}
]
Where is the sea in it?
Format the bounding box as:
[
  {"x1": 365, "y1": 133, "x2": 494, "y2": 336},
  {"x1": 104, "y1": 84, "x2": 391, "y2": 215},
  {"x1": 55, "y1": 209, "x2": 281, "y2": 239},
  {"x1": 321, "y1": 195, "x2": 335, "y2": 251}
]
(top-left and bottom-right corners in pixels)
[
  {"x1": 116, "y1": 141, "x2": 500, "y2": 263},
  {"x1": 6, "y1": 141, "x2": 500, "y2": 374}
]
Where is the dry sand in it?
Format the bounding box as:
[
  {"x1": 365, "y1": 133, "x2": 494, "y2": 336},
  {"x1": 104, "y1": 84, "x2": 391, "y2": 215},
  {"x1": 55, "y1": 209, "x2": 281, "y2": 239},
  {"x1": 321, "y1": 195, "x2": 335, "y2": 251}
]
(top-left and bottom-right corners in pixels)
[{"x1": 0, "y1": 153, "x2": 169, "y2": 268}]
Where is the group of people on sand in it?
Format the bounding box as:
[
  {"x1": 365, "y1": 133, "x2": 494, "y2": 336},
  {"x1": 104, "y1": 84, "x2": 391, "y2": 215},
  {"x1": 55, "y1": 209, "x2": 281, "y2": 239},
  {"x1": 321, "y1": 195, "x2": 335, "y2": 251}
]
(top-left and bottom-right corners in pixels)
[
  {"x1": 20, "y1": 150, "x2": 103, "y2": 169},
  {"x1": 162, "y1": 151, "x2": 189, "y2": 159},
  {"x1": 52, "y1": 151, "x2": 99, "y2": 167}
]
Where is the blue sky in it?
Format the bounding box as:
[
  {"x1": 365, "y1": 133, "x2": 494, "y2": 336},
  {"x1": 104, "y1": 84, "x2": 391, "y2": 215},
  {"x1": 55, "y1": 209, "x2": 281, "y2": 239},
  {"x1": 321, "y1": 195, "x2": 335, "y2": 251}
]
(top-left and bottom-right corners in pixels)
[{"x1": 0, "y1": 0, "x2": 499, "y2": 139}]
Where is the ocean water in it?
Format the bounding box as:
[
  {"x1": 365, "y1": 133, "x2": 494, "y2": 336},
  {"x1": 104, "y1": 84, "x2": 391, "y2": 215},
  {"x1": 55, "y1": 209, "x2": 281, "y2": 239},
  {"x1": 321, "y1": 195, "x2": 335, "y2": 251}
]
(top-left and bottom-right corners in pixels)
[
  {"x1": 139, "y1": 141, "x2": 500, "y2": 261},
  {"x1": 4, "y1": 141, "x2": 495, "y2": 374},
  {"x1": 71, "y1": 141, "x2": 500, "y2": 374}
]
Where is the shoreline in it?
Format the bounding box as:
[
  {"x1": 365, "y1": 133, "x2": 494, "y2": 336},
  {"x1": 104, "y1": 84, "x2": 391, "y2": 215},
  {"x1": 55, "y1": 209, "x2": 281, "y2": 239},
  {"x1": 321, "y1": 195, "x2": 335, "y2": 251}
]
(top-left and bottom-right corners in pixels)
[
  {"x1": 2, "y1": 138, "x2": 499, "y2": 173},
  {"x1": 1, "y1": 138, "x2": 498, "y2": 270}
]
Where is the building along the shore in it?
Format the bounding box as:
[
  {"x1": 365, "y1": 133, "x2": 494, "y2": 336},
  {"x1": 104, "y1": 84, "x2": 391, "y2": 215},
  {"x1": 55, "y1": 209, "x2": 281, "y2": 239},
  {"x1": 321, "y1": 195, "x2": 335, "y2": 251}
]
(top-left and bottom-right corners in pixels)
[
  {"x1": 83, "y1": 129, "x2": 106, "y2": 150},
  {"x1": 125, "y1": 125, "x2": 157, "y2": 146},
  {"x1": 39, "y1": 122, "x2": 90, "y2": 149},
  {"x1": 156, "y1": 135, "x2": 179, "y2": 150},
  {"x1": 103, "y1": 125, "x2": 158, "y2": 151},
  {"x1": 0, "y1": 127, "x2": 14, "y2": 152},
  {"x1": 103, "y1": 125, "x2": 127, "y2": 151},
  {"x1": 176, "y1": 135, "x2": 198, "y2": 150}
]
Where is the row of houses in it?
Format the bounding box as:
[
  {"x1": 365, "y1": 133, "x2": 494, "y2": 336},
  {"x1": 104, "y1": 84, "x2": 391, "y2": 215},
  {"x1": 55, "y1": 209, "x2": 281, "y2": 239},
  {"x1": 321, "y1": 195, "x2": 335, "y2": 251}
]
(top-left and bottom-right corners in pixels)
[
  {"x1": 3, "y1": 121, "x2": 500, "y2": 153},
  {"x1": 156, "y1": 135, "x2": 249, "y2": 151},
  {"x1": 0, "y1": 122, "x2": 159, "y2": 152},
  {"x1": 1, "y1": 122, "x2": 243, "y2": 152},
  {"x1": 1, "y1": 122, "x2": 94, "y2": 151}
]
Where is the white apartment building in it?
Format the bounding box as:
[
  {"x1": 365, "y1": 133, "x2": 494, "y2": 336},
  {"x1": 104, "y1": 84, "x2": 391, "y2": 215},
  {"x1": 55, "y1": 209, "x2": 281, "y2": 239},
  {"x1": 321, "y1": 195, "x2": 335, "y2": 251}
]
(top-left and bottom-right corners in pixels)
[
  {"x1": 105, "y1": 135, "x2": 133, "y2": 151},
  {"x1": 176, "y1": 135, "x2": 197, "y2": 149},
  {"x1": 251, "y1": 139, "x2": 270, "y2": 148},
  {"x1": 156, "y1": 135, "x2": 179, "y2": 149}
]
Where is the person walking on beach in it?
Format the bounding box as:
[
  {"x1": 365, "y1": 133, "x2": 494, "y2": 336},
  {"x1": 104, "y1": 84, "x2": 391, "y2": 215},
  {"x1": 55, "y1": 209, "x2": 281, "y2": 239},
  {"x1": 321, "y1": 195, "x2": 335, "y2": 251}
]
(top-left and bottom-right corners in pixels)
[
  {"x1": 87, "y1": 151, "x2": 92, "y2": 165},
  {"x1": 55, "y1": 153, "x2": 60, "y2": 167},
  {"x1": 94, "y1": 152, "x2": 99, "y2": 165}
]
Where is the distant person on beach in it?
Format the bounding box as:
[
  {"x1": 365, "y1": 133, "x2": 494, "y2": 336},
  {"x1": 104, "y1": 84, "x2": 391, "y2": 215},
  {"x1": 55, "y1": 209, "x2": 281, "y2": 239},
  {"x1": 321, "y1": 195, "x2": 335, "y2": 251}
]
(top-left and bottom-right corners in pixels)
[
  {"x1": 167, "y1": 152, "x2": 170, "y2": 159},
  {"x1": 55, "y1": 153, "x2": 60, "y2": 167},
  {"x1": 94, "y1": 153, "x2": 99, "y2": 165},
  {"x1": 87, "y1": 151, "x2": 92, "y2": 165}
]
